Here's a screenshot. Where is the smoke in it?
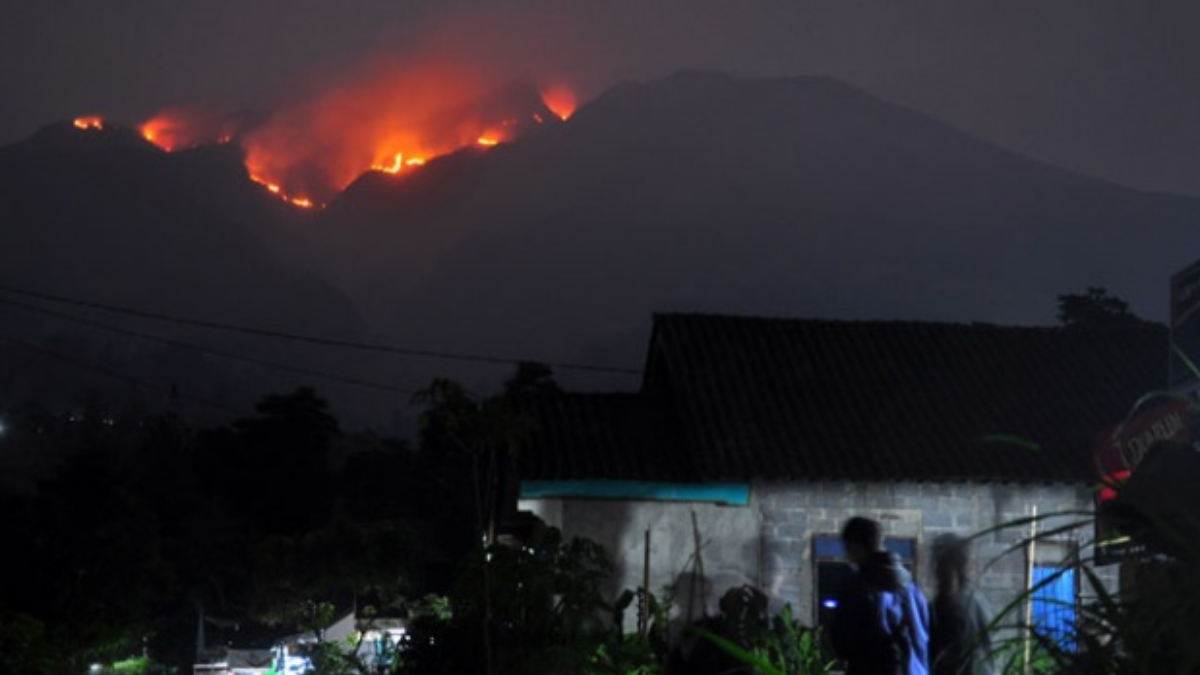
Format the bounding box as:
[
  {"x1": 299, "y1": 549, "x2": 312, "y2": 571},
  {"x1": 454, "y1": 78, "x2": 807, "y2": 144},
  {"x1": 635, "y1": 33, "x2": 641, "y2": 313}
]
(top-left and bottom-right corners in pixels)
[
  {"x1": 141, "y1": 106, "x2": 240, "y2": 152},
  {"x1": 242, "y1": 61, "x2": 494, "y2": 202},
  {"x1": 230, "y1": 2, "x2": 602, "y2": 204}
]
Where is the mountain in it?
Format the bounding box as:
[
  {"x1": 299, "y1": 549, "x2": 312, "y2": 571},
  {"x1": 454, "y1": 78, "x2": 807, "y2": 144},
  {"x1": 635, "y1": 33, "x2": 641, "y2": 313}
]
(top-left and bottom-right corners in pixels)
[
  {"x1": 0, "y1": 121, "x2": 370, "y2": 421},
  {"x1": 306, "y1": 71, "x2": 1200, "y2": 375},
  {"x1": 4, "y1": 72, "x2": 1199, "y2": 424}
]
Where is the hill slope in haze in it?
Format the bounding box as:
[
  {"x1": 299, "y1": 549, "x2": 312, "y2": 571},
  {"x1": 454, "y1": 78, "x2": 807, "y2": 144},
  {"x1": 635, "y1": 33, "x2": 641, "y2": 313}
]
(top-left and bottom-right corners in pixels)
[
  {"x1": 0, "y1": 122, "x2": 371, "y2": 421},
  {"x1": 0, "y1": 122, "x2": 359, "y2": 332}
]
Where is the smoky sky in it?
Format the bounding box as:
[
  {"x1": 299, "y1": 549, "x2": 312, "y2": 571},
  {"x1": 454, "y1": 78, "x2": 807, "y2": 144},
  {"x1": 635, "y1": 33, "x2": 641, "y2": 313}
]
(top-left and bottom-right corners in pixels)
[{"x1": 4, "y1": 0, "x2": 1200, "y2": 196}]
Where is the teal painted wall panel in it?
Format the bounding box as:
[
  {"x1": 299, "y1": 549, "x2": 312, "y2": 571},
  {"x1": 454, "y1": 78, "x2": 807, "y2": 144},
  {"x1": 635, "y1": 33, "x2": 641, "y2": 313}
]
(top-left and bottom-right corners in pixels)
[{"x1": 520, "y1": 480, "x2": 751, "y2": 505}]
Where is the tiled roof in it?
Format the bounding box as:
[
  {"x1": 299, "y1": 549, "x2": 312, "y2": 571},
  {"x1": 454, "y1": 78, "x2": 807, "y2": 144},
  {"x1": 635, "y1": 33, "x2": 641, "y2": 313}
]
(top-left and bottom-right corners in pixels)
[
  {"x1": 515, "y1": 393, "x2": 692, "y2": 482},
  {"x1": 519, "y1": 313, "x2": 1167, "y2": 484}
]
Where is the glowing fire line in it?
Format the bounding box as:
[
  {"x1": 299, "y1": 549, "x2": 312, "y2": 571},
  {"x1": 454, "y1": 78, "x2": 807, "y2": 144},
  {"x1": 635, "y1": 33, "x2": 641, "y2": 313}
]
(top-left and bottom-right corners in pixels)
[
  {"x1": 126, "y1": 83, "x2": 577, "y2": 209},
  {"x1": 370, "y1": 152, "x2": 429, "y2": 175},
  {"x1": 73, "y1": 116, "x2": 104, "y2": 130},
  {"x1": 372, "y1": 153, "x2": 405, "y2": 174},
  {"x1": 249, "y1": 174, "x2": 315, "y2": 209}
]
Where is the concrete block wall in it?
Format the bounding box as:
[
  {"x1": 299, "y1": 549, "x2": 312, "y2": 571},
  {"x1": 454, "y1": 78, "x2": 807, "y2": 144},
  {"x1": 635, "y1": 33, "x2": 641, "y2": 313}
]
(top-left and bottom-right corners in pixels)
[
  {"x1": 521, "y1": 480, "x2": 1114, "y2": 631},
  {"x1": 756, "y1": 481, "x2": 1110, "y2": 625},
  {"x1": 521, "y1": 496, "x2": 764, "y2": 629}
]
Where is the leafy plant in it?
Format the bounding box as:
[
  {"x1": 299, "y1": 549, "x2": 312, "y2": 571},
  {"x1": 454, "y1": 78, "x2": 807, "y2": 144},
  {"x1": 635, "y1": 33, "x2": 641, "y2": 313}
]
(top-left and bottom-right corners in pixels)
[
  {"x1": 92, "y1": 656, "x2": 176, "y2": 675},
  {"x1": 969, "y1": 477, "x2": 1200, "y2": 675},
  {"x1": 397, "y1": 527, "x2": 623, "y2": 675},
  {"x1": 691, "y1": 603, "x2": 835, "y2": 675}
]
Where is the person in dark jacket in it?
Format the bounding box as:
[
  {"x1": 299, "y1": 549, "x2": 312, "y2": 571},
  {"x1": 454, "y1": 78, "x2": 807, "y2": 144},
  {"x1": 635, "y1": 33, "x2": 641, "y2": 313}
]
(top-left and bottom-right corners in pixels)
[
  {"x1": 832, "y1": 517, "x2": 930, "y2": 675},
  {"x1": 929, "y1": 534, "x2": 993, "y2": 675}
]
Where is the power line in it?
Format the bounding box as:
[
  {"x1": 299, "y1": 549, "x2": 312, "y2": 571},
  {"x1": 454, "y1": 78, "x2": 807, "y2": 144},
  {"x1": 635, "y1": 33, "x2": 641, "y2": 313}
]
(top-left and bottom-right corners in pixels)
[
  {"x1": 0, "y1": 333, "x2": 240, "y2": 415},
  {"x1": 0, "y1": 296, "x2": 416, "y2": 397},
  {"x1": 0, "y1": 282, "x2": 642, "y2": 375}
]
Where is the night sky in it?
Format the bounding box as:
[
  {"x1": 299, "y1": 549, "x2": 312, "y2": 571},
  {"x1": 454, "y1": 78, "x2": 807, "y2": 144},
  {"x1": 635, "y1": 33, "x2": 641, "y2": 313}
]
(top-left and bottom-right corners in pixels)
[{"x1": 3, "y1": 0, "x2": 1200, "y2": 196}]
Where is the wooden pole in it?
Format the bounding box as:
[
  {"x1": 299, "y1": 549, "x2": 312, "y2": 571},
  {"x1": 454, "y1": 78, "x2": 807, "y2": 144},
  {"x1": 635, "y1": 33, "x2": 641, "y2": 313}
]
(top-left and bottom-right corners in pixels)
[
  {"x1": 641, "y1": 528, "x2": 652, "y2": 635},
  {"x1": 691, "y1": 510, "x2": 707, "y2": 619},
  {"x1": 1024, "y1": 505, "x2": 1038, "y2": 675}
]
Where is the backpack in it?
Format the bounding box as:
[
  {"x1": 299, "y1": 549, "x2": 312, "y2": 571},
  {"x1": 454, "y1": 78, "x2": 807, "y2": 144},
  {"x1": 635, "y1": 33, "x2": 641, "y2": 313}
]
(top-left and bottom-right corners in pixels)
[{"x1": 869, "y1": 584, "x2": 914, "y2": 675}]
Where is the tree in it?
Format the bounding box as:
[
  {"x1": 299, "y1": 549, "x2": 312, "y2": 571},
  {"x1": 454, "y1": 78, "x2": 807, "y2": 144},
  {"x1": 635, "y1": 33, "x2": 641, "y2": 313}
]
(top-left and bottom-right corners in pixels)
[
  {"x1": 399, "y1": 528, "x2": 615, "y2": 675},
  {"x1": 3, "y1": 437, "x2": 171, "y2": 674},
  {"x1": 1056, "y1": 287, "x2": 1146, "y2": 328},
  {"x1": 503, "y1": 362, "x2": 562, "y2": 397},
  {"x1": 251, "y1": 518, "x2": 419, "y2": 628},
  {"x1": 202, "y1": 387, "x2": 340, "y2": 536},
  {"x1": 410, "y1": 373, "x2": 543, "y2": 675},
  {"x1": 412, "y1": 379, "x2": 533, "y2": 551}
]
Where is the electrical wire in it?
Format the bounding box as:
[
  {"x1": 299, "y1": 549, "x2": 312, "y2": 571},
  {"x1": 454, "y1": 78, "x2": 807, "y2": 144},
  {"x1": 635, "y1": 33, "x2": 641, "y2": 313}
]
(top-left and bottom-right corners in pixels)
[
  {"x1": 0, "y1": 295, "x2": 415, "y2": 397},
  {"x1": 0, "y1": 333, "x2": 240, "y2": 415},
  {"x1": 0, "y1": 282, "x2": 642, "y2": 375}
]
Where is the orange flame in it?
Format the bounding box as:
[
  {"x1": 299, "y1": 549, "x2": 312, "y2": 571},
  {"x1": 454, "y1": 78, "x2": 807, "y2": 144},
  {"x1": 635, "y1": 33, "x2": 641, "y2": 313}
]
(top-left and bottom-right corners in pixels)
[
  {"x1": 249, "y1": 173, "x2": 315, "y2": 209},
  {"x1": 140, "y1": 107, "x2": 237, "y2": 153},
  {"x1": 475, "y1": 120, "x2": 519, "y2": 148},
  {"x1": 369, "y1": 153, "x2": 428, "y2": 174},
  {"x1": 73, "y1": 116, "x2": 104, "y2": 130},
  {"x1": 134, "y1": 65, "x2": 581, "y2": 207},
  {"x1": 540, "y1": 85, "x2": 577, "y2": 120},
  {"x1": 371, "y1": 153, "x2": 406, "y2": 174},
  {"x1": 237, "y1": 61, "x2": 572, "y2": 205}
]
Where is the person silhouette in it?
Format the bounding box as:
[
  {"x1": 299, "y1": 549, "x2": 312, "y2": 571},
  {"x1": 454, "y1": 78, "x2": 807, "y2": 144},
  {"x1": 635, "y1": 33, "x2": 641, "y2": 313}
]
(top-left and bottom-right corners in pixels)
[
  {"x1": 832, "y1": 517, "x2": 930, "y2": 675},
  {"x1": 929, "y1": 534, "x2": 993, "y2": 675}
]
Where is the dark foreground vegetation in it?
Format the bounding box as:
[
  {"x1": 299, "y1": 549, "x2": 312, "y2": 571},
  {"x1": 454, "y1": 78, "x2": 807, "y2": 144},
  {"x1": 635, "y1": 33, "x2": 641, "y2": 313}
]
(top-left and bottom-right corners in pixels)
[
  {"x1": 0, "y1": 371, "x2": 506, "y2": 675},
  {"x1": 2, "y1": 355, "x2": 1198, "y2": 675}
]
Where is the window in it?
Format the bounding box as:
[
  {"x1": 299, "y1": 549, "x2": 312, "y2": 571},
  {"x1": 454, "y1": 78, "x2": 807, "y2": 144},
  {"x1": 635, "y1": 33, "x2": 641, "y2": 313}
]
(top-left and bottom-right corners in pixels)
[{"x1": 813, "y1": 534, "x2": 917, "y2": 631}]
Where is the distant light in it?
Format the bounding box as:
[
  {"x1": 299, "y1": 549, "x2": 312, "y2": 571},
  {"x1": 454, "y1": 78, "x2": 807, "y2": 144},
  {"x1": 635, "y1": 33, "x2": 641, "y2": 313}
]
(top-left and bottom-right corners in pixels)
[
  {"x1": 89, "y1": 664, "x2": 103, "y2": 674},
  {"x1": 822, "y1": 598, "x2": 838, "y2": 610},
  {"x1": 0, "y1": 421, "x2": 6, "y2": 436}
]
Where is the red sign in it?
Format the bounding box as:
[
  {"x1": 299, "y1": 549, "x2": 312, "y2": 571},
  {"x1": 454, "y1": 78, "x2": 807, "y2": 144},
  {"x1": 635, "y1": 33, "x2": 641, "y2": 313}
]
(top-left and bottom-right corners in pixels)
[
  {"x1": 1093, "y1": 399, "x2": 1190, "y2": 477},
  {"x1": 1093, "y1": 399, "x2": 1192, "y2": 565}
]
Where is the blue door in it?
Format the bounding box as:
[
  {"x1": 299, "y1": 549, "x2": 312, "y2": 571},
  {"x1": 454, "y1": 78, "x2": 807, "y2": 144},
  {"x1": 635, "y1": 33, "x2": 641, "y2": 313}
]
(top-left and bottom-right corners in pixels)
[{"x1": 1031, "y1": 566, "x2": 1076, "y2": 650}]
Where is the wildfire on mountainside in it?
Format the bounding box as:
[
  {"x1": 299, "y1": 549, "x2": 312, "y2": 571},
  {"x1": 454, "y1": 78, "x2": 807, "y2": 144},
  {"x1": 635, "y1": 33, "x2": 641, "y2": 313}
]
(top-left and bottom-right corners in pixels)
[
  {"x1": 540, "y1": 85, "x2": 577, "y2": 120},
  {"x1": 140, "y1": 107, "x2": 237, "y2": 153},
  {"x1": 370, "y1": 153, "x2": 431, "y2": 175},
  {"x1": 73, "y1": 116, "x2": 104, "y2": 130},
  {"x1": 248, "y1": 174, "x2": 315, "y2": 209},
  {"x1": 134, "y1": 81, "x2": 574, "y2": 209}
]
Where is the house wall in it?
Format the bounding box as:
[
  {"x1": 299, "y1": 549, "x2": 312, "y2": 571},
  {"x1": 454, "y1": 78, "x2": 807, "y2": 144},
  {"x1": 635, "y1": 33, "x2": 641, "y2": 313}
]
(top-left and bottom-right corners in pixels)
[
  {"x1": 521, "y1": 494, "x2": 763, "y2": 627},
  {"x1": 520, "y1": 480, "x2": 1114, "y2": 631}
]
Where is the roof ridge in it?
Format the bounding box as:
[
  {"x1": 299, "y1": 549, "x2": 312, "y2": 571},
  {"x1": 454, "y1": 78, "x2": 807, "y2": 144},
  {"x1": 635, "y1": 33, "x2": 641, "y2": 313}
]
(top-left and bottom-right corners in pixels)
[
  {"x1": 651, "y1": 312, "x2": 1164, "y2": 335},
  {"x1": 510, "y1": 391, "x2": 642, "y2": 400}
]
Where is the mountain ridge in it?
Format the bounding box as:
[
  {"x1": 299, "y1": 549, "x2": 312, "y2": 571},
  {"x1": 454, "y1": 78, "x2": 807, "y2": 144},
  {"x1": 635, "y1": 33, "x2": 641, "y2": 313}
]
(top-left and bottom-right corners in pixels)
[{"x1": 1, "y1": 71, "x2": 1196, "y2": 423}]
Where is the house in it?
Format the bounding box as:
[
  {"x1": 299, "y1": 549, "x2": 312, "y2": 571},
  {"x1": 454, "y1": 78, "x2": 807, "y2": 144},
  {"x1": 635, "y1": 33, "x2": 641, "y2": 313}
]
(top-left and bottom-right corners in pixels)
[
  {"x1": 515, "y1": 313, "x2": 1167, "y2": 634},
  {"x1": 192, "y1": 610, "x2": 405, "y2": 675}
]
